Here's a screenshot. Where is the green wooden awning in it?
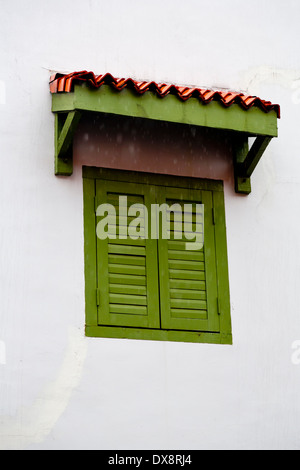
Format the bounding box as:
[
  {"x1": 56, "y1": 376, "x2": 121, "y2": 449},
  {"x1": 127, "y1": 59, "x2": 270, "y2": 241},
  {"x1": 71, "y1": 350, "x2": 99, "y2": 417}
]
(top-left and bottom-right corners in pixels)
[{"x1": 50, "y1": 72, "x2": 280, "y2": 194}]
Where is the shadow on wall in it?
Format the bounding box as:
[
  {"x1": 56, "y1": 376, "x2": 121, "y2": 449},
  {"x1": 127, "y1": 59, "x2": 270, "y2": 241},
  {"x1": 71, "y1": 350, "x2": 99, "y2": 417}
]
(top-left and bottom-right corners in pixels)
[{"x1": 74, "y1": 113, "x2": 234, "y2": 183}]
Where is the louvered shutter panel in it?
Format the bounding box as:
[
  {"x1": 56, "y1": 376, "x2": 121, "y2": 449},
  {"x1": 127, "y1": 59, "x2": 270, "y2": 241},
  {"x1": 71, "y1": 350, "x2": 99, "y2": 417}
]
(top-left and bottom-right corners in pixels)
[
  {"x1": 95, "y1": 180, "x2": 160, "y2": 329},
  {"x1": 157, "y1": 186, "x2": 220, "y2": 333}
]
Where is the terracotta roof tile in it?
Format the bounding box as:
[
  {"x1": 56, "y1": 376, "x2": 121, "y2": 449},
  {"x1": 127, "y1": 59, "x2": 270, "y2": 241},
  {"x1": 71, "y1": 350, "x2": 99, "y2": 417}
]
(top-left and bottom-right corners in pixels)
[{"x1": 49, "y1": 71, "x2": 281, "y2": 118}]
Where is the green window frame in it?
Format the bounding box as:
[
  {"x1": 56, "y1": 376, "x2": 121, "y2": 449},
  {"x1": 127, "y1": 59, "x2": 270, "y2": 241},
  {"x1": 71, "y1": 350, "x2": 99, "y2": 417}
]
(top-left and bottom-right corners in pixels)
[{"x1": 83, "y1": 166, "x2": 232, "y2": 345}]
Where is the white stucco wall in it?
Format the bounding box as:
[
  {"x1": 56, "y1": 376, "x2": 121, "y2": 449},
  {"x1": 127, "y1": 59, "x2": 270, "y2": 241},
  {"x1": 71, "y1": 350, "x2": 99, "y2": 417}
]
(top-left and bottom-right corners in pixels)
[{"x1": 1, "y1": 0, "x2": 300, "y2": 450}]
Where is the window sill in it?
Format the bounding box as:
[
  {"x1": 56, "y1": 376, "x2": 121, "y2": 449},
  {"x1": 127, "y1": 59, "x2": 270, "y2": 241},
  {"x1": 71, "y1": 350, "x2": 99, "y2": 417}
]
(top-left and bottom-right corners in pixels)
[{"x1": 85, "y1": 325, "x2": 233, "y2": 345}]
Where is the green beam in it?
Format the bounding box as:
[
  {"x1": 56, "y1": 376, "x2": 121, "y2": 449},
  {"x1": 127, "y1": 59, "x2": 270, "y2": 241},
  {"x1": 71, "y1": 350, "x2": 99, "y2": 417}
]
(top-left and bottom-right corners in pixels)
[{"x1": 52, "y1": 84, "x2": 278, "y2": 138}]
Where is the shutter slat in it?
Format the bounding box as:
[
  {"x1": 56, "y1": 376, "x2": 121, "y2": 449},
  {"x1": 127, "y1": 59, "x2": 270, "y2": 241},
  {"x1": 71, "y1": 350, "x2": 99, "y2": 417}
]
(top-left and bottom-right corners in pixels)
[
  {"x1": 170, "y1": 288, "x2": 206, "y2": 300},
  {"x1": 108, "y1": 273, "x2": 147, "y2": 286},
  {"x1": 109, "y1": 304, "x2": 148, "y2": 315},
  {"x1": 170, "y1": 299, "x2": 207, "y2": 310},
  {"x1": 108, "y1": 263, "x2": 146, "y2": 276},
  {"x1": 168, "y1": 260, "x2": 205, "y2": 271},
  {"x1": 108, "y1": 254, "x2": 146, "y2": 266},
  {"x1": 108, "y1": 244, "x2": 146, "y2": 255},
  {"x1": 105, "y1": 215, "x2": 146, "y2": 229},
  {"x1": 167, "y1": 240, "x2": 203, "y2": 251},
  {"x1": 109, "y1": 283, "x2": 147, "y2": 296},
  {"x1": 169, "y1": 269, "x2": 206, "y2": 281},
  {"x1": 106, "y1": 225, "x2": 147, "y2": 238},
  {"x1": 169, "y1": 279, "x2": 206, "y2": 290},
  {"x1": 170, "y1": 309, "x2": 207, "y2": 320},
  {"x1": 168, "y1": 250, "x2": 204, "y2": 261},
  {"x1": 109, "y1": 293, "x2": 147, "y2": 306}
]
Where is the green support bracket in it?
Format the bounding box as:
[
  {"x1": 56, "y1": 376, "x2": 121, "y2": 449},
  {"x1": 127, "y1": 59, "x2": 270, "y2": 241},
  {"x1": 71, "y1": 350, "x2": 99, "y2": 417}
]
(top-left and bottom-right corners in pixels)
[
  {"x1": 233, "y1": 137, "x2": 251, "y2": 194},
  {"x1": 54, "y1": 110, "x2": 81, "y2": 176},
  {"x1": 233, "y1": 135, "x2": 273, "y2": 194}
]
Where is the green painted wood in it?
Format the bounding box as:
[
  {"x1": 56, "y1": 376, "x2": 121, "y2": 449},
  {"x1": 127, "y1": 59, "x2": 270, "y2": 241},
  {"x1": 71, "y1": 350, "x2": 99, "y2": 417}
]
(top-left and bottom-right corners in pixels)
[
  {"x1": 242, "y1": 136, "x2": 273, "y2": 177},
  {"x1": 85, "y1": 325, "x2": 233, "y2": 345},
  {"x1": 170, "y1": 298, "x2": 207, "y2": 310},
  {"x1": 169, "y1": 269, "x2": 206, "y2": 281},
  {"x1": 168, "y1": 249, "x2": 204, "y2": 261},
  {"x1": 213, "y1": 189, "x2": 232, "y2": 341},
  {"x1": 53, "y1": 87, "x2": 278, "y2": 194},
  {"x1": 110, "y1": 304, "x2": 147, "y2": 315},
  {"x1": 108, "y1": 254, "x2": 146, "y2": 266},
  {"x1": 52, "y1": 92, "x2": 76, "y2": 112},
  {"x1": 96, "y1": 179, "x2": 160, "y2": 329},
  {"x1": 83, "y1": 167, "x2": 232, "y2": 344},
  {"x1": 108, "y1": 243, "x2": 146, "y2": 255},
  {"x1": 169, "y1": 260, "x2": 205, "y2": 271},
  {"x1": 108, "y1": 263, "x2": 146, "y2": 276},
  {"x1": 169, "y1": 279, "x2": 206, "y2": 290},
  {"x1": 83, "y1": 177, "x2": 98, "y2": 327},
  {"x1": 109, "y1": 293, "x2": 148, "y2": 306},
  {"x1": 54, "y1": 114, "x2": 72, "y2": 176},
  {"x1": 112, "y1": 293, "x2": 146, "y2": 306},
  {"x1": 57, "y1": 110, "x2": 81, "y2": 156},
  {"x1": 233, "y1": 135, "x2": 273, "y2": 194},
  {"x1": 108, "y1": 238, "x2": 146, "y2": 247},
  {"x1": 54, "y1": 111, "x2": 81, "y2": 176},
  {"x1": 157, "y1": 186, "x2": 220, "y2": 333},
  {"x1": 202, "y1": 190, "x2": 220, "y2": 332},
  {"x1": 82, "y1": 166, "x2": 224, "y2": 192},
  {"x1": 109, "y1": 283, "x2": 147, "y2": 296},
  {"x1": 170, "y1": 308, "x2": 207, "y2": 319},
  {"x1": 109, "y1": 273, "x2": 146, "y2": 286},
  {"x1": 233, "y1": 136, "x2": 252, "y2": 194},
  {"x1": 52, "y1": 85, "x2": 278, "y2": 137},
  {"x1": 170, "y1": 288, "x2": 206, "y2": 300}
]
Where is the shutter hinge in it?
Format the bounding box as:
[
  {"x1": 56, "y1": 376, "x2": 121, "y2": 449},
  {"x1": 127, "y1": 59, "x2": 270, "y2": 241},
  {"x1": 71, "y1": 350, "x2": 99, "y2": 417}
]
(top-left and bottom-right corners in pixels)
[{"x1": 96, "y1": 289, "x2": 100, "y2": 306}]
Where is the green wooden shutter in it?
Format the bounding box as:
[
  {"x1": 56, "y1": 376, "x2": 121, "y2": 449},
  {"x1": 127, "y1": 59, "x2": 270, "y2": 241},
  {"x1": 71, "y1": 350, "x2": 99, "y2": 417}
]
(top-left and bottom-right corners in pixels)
[
  {"x1": 95, "y1": 179, "x2": 160, "y2": 329},
  {"x1": 157, "y1": 186, "x2": 220, "y2": 333},
  {"x1": 84, "y1": 167, "x2": 231, "y2": 344}
]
